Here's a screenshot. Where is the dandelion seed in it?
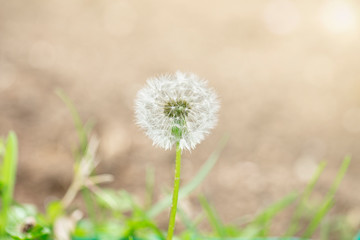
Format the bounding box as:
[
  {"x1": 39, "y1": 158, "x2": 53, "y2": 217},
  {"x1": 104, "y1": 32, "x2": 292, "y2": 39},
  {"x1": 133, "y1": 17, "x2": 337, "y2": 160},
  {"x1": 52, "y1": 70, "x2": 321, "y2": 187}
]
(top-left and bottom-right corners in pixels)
[{"x1": 135, "y1": 71, "x2": 219, "y2": 150}]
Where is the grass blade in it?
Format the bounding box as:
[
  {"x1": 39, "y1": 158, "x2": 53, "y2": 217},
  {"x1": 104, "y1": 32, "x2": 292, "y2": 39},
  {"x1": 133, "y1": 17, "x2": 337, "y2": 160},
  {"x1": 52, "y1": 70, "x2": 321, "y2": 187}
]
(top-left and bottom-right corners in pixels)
[
  {"x1": 198, "y1": 194, "x2": 226, "y2": 238},
  {"x1": 145, "y1": 167, "x2": 155, "y2": 210},
  {"x1": 177, "y1": 207, "x2": 199, "y2": 235},
  {"x1": 302, "y1": 198, "x2": 334, "y2": 238},
  {"x1": 302, "y1": 156, "x2": 351, "y2": 238},
  {"x1": 0, "y1": 132, "x2": 18, "y2": 234},
  {"x1": 56, "y1": 89, "x2": 89, "y2": 157},
  {"x1": 241, "y1": 192, "x2": 298, "y2": 238},
  {"x1": 284, "y1": 161, "x2": 327, "y2": 237}
]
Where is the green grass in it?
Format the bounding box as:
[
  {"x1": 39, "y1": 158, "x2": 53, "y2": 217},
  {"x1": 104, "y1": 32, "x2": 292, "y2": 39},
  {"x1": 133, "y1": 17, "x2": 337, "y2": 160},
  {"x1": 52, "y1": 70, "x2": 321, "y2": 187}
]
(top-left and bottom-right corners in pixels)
[
  {"x1": 0, "y1": 132, "x2": 18, "y2": 235},
  {"x1": 284, "y1": 161, "x2": 327, "y2": 237},
  {"x1": 302, "y1": 156, "x2": 351, "y2": 239},
  {"x1": 0, "y1": 94, "x2": 357, "y2": 240}
]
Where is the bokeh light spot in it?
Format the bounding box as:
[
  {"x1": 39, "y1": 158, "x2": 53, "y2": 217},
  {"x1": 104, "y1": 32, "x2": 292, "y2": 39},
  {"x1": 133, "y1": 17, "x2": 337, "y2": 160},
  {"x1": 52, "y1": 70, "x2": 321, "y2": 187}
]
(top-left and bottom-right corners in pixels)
[
  {"x1": 320, "y1": 0, "x2": 358, "y2": 34},
  {"x1": 294, "y1": 155, "x2": 318, "y2": 182}
]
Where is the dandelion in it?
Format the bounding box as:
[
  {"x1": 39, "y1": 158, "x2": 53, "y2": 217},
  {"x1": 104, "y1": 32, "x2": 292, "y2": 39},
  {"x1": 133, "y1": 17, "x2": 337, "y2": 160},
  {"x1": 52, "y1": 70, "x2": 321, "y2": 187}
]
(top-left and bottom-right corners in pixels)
[
  {"x1": 135, "y1": 71, "x2": 219, "y2": 151},
  {"x1": 134, "y1": 71, "x2": 219, "y2": 240}
]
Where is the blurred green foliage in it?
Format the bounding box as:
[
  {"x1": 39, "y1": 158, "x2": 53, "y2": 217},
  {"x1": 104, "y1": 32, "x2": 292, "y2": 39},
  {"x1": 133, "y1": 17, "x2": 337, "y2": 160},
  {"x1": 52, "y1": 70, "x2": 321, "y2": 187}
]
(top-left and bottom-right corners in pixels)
[{"x1": 0, "y1": 93, "x2": 357, "y2": 240}]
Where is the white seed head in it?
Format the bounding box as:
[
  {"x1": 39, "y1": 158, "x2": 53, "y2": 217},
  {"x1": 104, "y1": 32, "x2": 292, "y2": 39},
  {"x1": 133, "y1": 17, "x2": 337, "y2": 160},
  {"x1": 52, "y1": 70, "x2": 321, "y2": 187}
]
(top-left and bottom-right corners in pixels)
[{"x1": 135, "y1": 71, "x2": 220, "y2": 151}]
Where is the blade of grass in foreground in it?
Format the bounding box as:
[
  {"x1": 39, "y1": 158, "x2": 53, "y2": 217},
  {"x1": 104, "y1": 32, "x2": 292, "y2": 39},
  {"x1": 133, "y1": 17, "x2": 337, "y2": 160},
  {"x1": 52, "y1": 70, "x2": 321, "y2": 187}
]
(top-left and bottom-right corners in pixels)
[
  {"x1": 147, "y1": 135, "x2": 229, "y2": 218},
  {"x1": 284, "y1": 161, "x2": 327, "y2": 237},
  {"x1": 56, "y1": 89, "x2": 94, "y2": 158},
  {"x1": 0, "y1": 132, "x2": 18, "y2": 235},
  {"x1": 199, "y1": 194, "x2": 226, "y2": 238},
  {"x1": 56, "y1": 90, "x2": 99, "y2": 228},
  {"x1": 240, "y1": 193, "x2": 298, "y2": 238},
  {"x1": 145, "y1": 166, "x2": 155, "y2": 210},
  {"x1": 302, "y1": 156, "x2": 351, "y2": 238},
  {"x1": 177, "y1": 207, "x2": 200, "y2": 235}
]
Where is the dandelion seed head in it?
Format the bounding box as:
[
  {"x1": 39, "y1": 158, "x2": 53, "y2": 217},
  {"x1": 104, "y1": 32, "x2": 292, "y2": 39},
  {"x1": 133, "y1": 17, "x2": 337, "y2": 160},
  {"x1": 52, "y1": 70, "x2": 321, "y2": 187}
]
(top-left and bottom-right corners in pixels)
[{"x1": 135, "y1": 71, "x2": 219, "y2": 151}]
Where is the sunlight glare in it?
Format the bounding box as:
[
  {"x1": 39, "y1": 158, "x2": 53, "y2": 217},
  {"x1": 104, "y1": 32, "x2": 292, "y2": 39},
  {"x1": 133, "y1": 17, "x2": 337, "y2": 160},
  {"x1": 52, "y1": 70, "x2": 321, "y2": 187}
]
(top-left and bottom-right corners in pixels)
[{"x1": 320, "y1": 1, "x2": 358, "y2": 34}]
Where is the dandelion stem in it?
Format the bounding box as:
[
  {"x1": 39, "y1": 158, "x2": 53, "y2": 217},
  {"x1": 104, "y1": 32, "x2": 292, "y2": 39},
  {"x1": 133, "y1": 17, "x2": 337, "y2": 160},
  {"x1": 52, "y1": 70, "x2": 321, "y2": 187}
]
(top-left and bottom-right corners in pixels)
[{"x1": 167, "y1": 142, "x2": 182, "y2": 240}]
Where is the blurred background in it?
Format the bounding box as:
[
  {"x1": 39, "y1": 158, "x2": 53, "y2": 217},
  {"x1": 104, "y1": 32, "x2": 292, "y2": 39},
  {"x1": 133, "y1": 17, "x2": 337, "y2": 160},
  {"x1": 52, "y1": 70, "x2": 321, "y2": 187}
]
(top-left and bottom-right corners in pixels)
[{"x1": 0, "y1": 0, "x2": 360, "y2": 233}]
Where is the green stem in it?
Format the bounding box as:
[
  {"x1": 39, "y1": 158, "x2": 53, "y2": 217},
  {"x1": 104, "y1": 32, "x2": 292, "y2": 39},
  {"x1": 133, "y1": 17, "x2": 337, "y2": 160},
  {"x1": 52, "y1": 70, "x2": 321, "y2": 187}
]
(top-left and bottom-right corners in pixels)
[
  {"x1": 81, "y1": 188, "x2": 97, "y2": 230},
  {"x1": 166, "y1": 142, "x2": 182, "y2": 240}
]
